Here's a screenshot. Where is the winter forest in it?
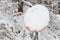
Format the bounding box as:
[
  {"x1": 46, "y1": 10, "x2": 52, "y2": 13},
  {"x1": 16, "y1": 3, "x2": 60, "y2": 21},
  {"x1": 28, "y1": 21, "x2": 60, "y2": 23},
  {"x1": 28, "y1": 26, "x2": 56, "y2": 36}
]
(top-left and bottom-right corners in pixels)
[{"x1": 0, "y1": 0, "x2": 60, "y2": 40}]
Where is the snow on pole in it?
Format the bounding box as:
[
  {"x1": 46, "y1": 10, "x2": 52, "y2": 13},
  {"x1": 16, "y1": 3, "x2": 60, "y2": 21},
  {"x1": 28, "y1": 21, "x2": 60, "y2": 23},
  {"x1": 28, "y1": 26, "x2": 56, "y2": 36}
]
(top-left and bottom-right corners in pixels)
[{"x1": 24, "y1": 4, "x2": 50, "y2": 32}]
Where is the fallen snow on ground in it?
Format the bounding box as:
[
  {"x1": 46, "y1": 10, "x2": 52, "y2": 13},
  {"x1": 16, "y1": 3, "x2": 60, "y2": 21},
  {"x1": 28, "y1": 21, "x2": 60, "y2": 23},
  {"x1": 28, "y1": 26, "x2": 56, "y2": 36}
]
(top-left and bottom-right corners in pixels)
[{"x1": 0, "y1": 0, "x2": 60, "y2": 40}]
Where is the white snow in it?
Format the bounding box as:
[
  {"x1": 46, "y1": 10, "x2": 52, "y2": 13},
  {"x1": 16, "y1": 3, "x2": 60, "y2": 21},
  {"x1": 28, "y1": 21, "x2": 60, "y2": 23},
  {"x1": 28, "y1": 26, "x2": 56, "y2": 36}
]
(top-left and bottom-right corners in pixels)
[
  {"x1": 24, "y1": 4, "x2": 50, "y2": 32},
  {"x1": 0, "y1": 0, "x2": 60, "y2": 40}
]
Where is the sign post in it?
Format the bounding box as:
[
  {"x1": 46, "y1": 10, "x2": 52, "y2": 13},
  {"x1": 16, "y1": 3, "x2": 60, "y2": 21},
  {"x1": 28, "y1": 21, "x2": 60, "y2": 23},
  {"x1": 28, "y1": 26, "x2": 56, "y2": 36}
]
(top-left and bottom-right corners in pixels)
[{"x1": 24, "y1": 4, "x2": 50, "y2": 40}]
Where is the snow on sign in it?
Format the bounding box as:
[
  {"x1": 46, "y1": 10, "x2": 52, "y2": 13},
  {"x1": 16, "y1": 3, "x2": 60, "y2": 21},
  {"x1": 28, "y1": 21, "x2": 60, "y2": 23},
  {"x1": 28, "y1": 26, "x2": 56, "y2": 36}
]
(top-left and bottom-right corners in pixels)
[{"x1": 24, "y1": 4, "x2": 50, "y2": 32}]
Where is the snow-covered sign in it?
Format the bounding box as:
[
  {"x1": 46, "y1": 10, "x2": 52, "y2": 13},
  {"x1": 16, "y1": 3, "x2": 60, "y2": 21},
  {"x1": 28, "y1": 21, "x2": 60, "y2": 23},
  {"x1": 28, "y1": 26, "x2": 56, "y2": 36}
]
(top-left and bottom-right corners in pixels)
[{"x1": 24, "y1": 4, "x2": 50, "y2": 32}]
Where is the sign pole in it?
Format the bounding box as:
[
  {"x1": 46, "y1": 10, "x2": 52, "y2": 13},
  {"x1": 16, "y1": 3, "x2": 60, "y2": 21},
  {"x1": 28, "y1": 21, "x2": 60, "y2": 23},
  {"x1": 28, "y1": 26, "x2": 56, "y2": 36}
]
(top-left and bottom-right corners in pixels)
[{"x1": 33, "y1": 32, "x2": 38, "y2": 40}]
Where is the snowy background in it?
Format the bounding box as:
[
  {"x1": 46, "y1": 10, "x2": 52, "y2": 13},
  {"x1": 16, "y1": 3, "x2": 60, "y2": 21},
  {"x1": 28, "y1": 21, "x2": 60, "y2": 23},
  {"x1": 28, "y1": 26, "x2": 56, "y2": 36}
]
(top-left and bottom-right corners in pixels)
[{"x1": 0, "y1": 0, "x2": 60, "y2": 40}]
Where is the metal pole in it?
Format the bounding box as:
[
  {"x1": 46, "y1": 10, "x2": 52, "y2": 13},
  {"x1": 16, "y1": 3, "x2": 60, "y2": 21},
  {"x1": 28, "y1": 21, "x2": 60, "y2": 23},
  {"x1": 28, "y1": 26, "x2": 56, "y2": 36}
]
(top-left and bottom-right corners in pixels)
[{"x1": 33, "y1": 32, "x2": 38, "y2": 40}]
